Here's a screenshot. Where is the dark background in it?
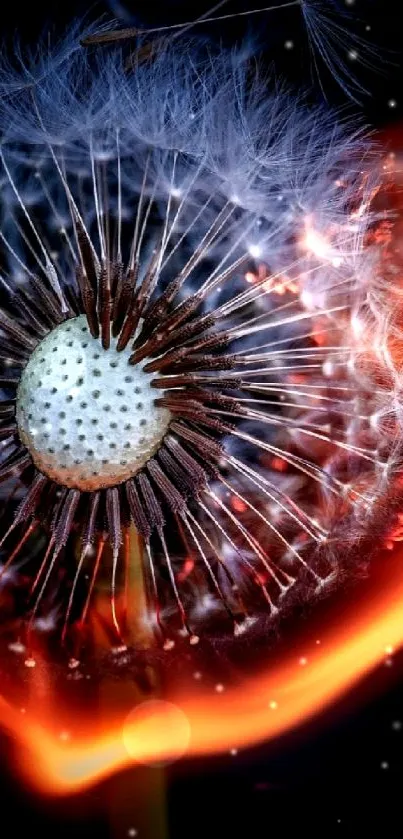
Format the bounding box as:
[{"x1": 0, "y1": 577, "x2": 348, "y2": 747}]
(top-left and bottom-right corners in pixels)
[{"x1": 1, "y1": 2, "x2": 403, "y2": 836}]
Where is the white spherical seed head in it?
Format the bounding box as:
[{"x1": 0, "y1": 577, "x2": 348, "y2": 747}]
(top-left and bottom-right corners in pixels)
[{"x1": 16, "y1": 316, "x2": 171, "y2": 491}]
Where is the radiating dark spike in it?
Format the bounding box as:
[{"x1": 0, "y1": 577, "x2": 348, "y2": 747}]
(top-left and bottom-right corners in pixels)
[
  {"x1": 0, "y1": 352, "x2": 25, "y2": 369},
  {"x1": 29, "y1": 275, "x2": 66, "y2": 325},
  {"x1": 0, "y1": 337, "x2": 30, "y2": 362},
  {"x1": 132, "y1": 295, "x2": 209, "y2": 361},
  {"x1": 0, "y1": 377, "x2": 20, "y2": 388},
  {"x1": 151, "y1": 374, "x2": 242, "y2": 389},
  {"x1": 131, "y1": 313, "x2": 216, "y2": 364},
  {"x1": 133, "y1": 288, "x2": 203, "y2": 352},
  {"x1": 76, "y1": 266, "x2": 99, "y2": 338},
  {"x1": 75, "y1": 213, "x2": 99, "y2": 294},
  {"x1": 0, "y1": 310, "x2": 37, "y2": 351},
  {"x1": 163, "y1": 353, "x2": 237, "y2": 375},
  {"x1": 0, "y1": 471, "x2": 48, "y2": 551},
  {"x1": 63, "y1": 282, "x2": 81, "y2": 317},
  {"x1": 115, "y1": 294, "x2": 141, "y2": 351},
  {"x1": 50, "y1": 488, "x2": 68, "y2": 531},
  {"x1": 0, "y1": 450, "x2": 31, "y2": 485},
  {"x1": 143, "y1": 341, "x2": 232, "y2": 375},
  {"x1": 82, "y1": 490, "x2": 101, "y2": 548},
  {"x1": 0, "y1": 355, "x2": 25, "y2": 369},
  {"x1": 98, "y1": 262, "x2": 112, "y2": 349},
  {"x1": 14, "y1": 472, "x2": 49, "y2": 525},
  {"x1": 139, "y1": 276, "x2": 182, "y2": 337},
  {"x1": 16, "y1": 297, "x2": 49, "y2": 337},
  {"x1": 137, "y1": 473, "x2": 165, "y2": 533},
  {"x1": 106, "y1": 486, "x2": 122, "y2": 556},
  {"x1": 157, "y1": 397, "x2": 233, "y2": 433},
  {"x1": 142, "y1": 346, "x2": 188, "y2": 374},
  {"x1": 125, "y1": 479, "x2": 151, "y2": 540},
  {"x1": 177, "y1": 388, "x2": 242, "y2": 412},
  {"x1": 110, "y1": 261, "x2": 123, "y2": 300},
  {"x1": 112, "y1": 263, "x2": 135, "y2": 337},
  {"x1": 159, "y1": 442, "x2": 207, "y2": 496},
  {"x1": 0, "y1": 424, "x2": 17, "y2": 438},
  {"x1": 155, "y1": 390, "x2": 242, "y2": 415},
  {"x1": 117, "y1": 242, "x2": 162, "y2": 350},
  {"x1": 146, "y1": 458, "x2": 187, "y2": 513},
  {"x1": 53, "y1": 488, "x2": 80, "y2": 548},
  {"x1": 170, "y1": 421, "x2": 223, "y2": 460},
  {"x1": 180, "y1": 331, "x2": 231, "y2": 355},
  {"x1": 0, "y1": 402, "x2": 15, "y2": 418}
]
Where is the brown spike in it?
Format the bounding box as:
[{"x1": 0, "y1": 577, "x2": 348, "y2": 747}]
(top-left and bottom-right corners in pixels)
[
  {"x1": 170, "y1": 421, "x2": 223, "y2": 460},
  {"x1": 147, "y1": 459, "x2": 187, "y2": 513},
  {"x1": 0, "y1": 424, "x2": 17, "y2": 438},
  {"x1": 98, "y1": 263, "x2": 112, "y2": 349},
  {"x1": 132, "y1": 295, "x2": 208, "y2": 361},
  {"x1": 106, "y1": 486, "x2": 122, "y2": 557},
  {"x1": 112, "y1": 263, "x2": 137, "y2": 337},
  {"x1": 76, "y1": 266, "x2": 99, "y2": 339},
  {"x1": 164, "y1": 353, "x2": 237, "y2": 375},
  {"x1": 17, "y1": 297, "x2": 49, "y2": 338},
  {"x1": 137, "y1": 473, "x2": 165, "y2": 533},
  {"x1": 82, "y1": 490, "x2": 101, "y2": 548},
  {"x1": 159, "y1": 442, "x2": 208, "y2": 496},
  {"x1": 139, "y1": 276, "x2": 182, "y2": 336},
  {"x1": 0, "y1": 311, "x2": 37, "y2": 351},
  {"x1": 14, "y1": 472, "x2": 50, "y2": 527},
  {"x1": 125, "y1": 479, "x2": 151, "y2": 540},
  {"x1": 143, "y1": 346, "x2": 188, "y2": 374},
  {"x1": 30, "y1": 275, "x2": 67, "y2": 322},
  {"x1": 0, "y1": 377, "x2": 20, "y2": 388},
  {"x1": 0, "y1": 403, "x2": 16, "y2": 418},
  {"x1": 53, "y1": 488, "x2": 81, "y2": 548},
  {"x1": 117, "y1": 242, "x2": 163, "y2": 351},
  {"x1": 151, "y1": 374, "x2": 242, "y2": 389},
  {"x1": 116, "y1": 296, "x2": 141, "y2": 351},
  {"x1": 75, "y1": 214, "x2": 98, "y2": 294},
  {"x1": 0, "y1": 450, "x2": 31, "y2": 485}
]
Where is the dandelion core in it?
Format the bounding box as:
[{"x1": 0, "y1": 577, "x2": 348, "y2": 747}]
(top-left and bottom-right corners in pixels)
[{"x1": 16, "y1": 315, "x2": 171, "y2": 491}]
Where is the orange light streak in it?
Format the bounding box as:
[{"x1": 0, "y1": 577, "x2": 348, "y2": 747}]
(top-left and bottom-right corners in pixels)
[{"x1": 0, "y1": 541, "x2": 402, "y2": 797}]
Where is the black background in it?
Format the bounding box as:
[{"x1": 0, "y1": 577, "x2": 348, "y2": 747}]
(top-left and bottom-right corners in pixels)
[{"x1": 1, "y1": 2, "x2": 403, "y2": 837}]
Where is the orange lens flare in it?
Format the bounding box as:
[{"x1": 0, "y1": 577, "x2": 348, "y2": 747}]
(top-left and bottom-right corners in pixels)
[{"x1": 1, "y1": 540, "x2": 403, "y2": 797}]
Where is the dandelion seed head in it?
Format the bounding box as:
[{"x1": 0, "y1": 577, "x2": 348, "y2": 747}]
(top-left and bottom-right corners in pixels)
[
  {"x1": 0, "y1": 25, "x2": 395, "y2": 656},
  {"x1": 16, "y1": 315, "x2": 171, "y2": 491}
]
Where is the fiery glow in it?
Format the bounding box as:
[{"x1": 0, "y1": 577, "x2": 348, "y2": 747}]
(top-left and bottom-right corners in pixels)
[{"x1": 0, "y1": 537, "x2": 402, "y2": 797}]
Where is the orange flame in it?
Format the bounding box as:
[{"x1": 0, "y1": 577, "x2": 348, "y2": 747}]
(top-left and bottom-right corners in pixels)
[{"x1": 0, "y1": 539, "x2": 402, "y2": 797}]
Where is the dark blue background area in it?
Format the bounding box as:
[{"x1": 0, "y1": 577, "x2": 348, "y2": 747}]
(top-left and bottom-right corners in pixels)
[{"x1": 0, "y1": 2, "x2": 402, "y2": 836}]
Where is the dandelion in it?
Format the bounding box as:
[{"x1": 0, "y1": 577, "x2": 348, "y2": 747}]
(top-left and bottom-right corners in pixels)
[{"x1": 0, "y1": 28, "x2": 392, "y2": 652}]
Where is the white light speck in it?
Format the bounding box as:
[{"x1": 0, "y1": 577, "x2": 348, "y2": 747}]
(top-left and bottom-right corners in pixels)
[
  {"x1": 248, "y1": 244, "x2": 262, "y2": 259},
  {"x1": 348, "y1": 49, "x2": 358, "y2": 61},
  {"x1": 299, "y1": 656, "x2": 308, "y2": 666},
  {"x1": 388, "y1": 99, "x2": 397, "y2": 109},
  {"x1": 284, "y1": 40, "x2": 294, "y2": 50},
  {"x1": 269, "y1": 700, "x2": 278, "y2": 710},
  {"x1": 381, "y1": 761, "x2": 389, "y2": 770},
  {"x1": 215, "y1": 683, "x2": 224, "y2": 693}
]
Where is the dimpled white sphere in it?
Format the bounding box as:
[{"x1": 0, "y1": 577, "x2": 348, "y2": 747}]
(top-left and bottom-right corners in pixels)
[{"x1": 16, "y1": 315, "x2": 171, "y2": 491}]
